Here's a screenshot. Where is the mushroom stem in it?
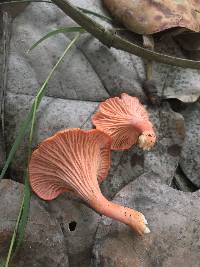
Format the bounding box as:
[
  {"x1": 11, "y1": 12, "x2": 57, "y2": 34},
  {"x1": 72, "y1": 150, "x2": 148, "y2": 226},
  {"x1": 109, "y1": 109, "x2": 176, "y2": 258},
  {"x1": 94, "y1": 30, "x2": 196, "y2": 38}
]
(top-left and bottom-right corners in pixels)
[{"x1": 89, "y1": 191, "x2": 150, "y2": 235}]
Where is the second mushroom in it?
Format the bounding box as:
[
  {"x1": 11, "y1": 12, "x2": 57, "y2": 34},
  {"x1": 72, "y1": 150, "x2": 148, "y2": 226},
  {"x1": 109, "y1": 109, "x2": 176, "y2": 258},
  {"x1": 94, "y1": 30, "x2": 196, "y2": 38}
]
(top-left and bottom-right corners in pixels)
[{"x1": 92, "y1": 93, "x2": 156, "y2": 151}]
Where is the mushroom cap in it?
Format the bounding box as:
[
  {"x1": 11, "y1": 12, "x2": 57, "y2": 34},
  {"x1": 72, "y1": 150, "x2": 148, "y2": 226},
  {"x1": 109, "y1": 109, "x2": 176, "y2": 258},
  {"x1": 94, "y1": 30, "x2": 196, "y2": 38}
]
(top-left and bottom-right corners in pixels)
[
  {"x1": 92, "y1": 93, "x2": 156, "y2": 150},
  {"x1": 29, "y1": 129, "x2": 111, "y2": 201},
  {"x1": 103, "y1": 0, "x2": 200, "y2": 35}
]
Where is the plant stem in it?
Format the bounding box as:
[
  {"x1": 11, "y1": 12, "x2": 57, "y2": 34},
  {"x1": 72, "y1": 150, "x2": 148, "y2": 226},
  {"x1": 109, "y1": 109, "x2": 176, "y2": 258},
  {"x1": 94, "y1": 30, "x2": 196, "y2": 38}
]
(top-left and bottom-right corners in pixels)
[{"x1": 52, "y1": 0, "x2": 200, "y2": 69}]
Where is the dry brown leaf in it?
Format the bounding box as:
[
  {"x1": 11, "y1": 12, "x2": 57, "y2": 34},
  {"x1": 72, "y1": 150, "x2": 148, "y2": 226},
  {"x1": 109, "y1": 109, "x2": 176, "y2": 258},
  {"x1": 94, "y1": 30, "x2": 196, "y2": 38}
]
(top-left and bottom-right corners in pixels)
[{"x1": 103, "y1": 0, "x2": 200, "y2": 34}]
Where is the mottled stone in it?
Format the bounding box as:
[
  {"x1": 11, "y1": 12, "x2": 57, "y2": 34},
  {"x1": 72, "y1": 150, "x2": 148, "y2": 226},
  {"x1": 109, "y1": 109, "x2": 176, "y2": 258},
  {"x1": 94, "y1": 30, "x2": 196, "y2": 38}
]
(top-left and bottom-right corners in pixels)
[
  {"x1": 92, "y1": 173, "x2": 200, "y2": 267},
  {"x1": 180, "y1": 99, "x2": 200, "y2": 188},
  {"x1": 7, "y1": 2, "x2": 109, "y2": 102},
  {"x1": 0, "y1": 179, "x2": 69, "y2": 267},
  {"x1": 42, "y1": 193, "x2": 101, "y2": 267},
  {"x1": 78, "y1": 36, "x2": 146, "y2": 101},
  {"x1": 153, "y1": 35, "x2": 200, "y2": 103},
  {"x1": 101, "y1": 103, "x2": 185, "y2": 198}
]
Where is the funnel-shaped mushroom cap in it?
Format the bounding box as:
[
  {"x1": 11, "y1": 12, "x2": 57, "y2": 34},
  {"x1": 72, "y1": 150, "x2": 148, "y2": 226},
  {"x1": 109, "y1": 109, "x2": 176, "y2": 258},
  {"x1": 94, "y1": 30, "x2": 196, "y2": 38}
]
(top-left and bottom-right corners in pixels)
[
  {"x1": 92, "y1": 93, "x2": 156, "y2": 150},
  {"x1": 29, "y1": 129, "x2": 111, "y2": 201}
]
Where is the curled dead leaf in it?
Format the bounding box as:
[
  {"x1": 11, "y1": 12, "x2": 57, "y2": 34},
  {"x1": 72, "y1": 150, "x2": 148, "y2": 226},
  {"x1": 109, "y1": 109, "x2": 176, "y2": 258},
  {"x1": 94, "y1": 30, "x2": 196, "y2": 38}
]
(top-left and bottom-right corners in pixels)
[{"x1": 103, "y1": 0, "x2": 200, "y2": 34}]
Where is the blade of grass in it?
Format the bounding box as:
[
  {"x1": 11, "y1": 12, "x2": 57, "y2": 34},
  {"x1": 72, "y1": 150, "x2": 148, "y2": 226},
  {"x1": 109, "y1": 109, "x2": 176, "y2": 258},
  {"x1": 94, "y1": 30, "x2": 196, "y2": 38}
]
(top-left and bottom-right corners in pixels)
[
  {"x1": 4, "y1": 191, "x2": 25, "y2": 267},
  {"x1": 14, "y1": 172, "x2": 30, "y2": 250},
  {"x1": 1, "y1": 33, "x2": 80, "y2": 267},
  {"x1": 0, "y1": 107, "x2": 33, "y2": 179},
  {"x1": 28, "y1": 26, "x2": 84, "y2": 52}
]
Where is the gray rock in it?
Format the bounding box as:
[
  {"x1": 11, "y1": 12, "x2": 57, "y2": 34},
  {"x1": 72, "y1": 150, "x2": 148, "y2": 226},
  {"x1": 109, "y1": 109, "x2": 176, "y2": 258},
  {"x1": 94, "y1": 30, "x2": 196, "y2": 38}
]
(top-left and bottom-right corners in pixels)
[
  {"x1": 42, "y1": 193, "x2": 101, "y2": 267},
  {"x1": 101, "y1": 103, "x2": 185, "y2": 198},
  {"x1": 8, "y1": 2, "x2": 109, "y2": 102},
  {"x1": 180, "y1": 99, "x2": 200, "y2": 188},
  {"x1": 153, "y1": 35, "x2": 200, "y2": 103},
  {"x1": 0, "y1": 179, "x2": 69, "y2": 267},
  {"x1": 92, "y1": 173, "x2": 200, "y2": 267},
  {"x1": 5, "y1": 92, "x2": 98, "y2": 176},
  {"x1": 78, "y1": 36, "x2": 146, "y2": 101}
]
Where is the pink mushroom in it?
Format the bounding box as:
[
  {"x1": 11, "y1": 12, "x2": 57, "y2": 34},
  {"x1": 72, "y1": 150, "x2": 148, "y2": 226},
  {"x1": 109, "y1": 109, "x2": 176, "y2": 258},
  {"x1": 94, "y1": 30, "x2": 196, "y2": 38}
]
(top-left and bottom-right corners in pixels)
[
  {"x1": 92, "y1": 93, "x2": 156, "y2": 150},
  {"x1": 29, "y1": 128, "x2": 150, "y2": 235}
]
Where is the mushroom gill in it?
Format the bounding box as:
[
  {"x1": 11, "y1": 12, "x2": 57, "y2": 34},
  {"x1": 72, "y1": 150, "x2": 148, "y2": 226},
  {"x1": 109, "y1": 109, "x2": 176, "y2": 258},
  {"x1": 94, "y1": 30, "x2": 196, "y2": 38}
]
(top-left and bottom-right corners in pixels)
[
  {"x1": 29, "y1": 128, "x2": 150, "y2": 235},
  {"x1": 92, "y1": 93, "x2": 156, "y2": 150}
]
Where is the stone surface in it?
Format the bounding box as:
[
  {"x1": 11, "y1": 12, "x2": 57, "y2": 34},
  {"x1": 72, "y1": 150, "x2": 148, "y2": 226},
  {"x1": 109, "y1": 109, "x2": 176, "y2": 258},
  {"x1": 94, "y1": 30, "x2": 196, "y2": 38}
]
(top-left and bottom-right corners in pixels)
[
  {"x1": 0, "y1": 179, "x2": 69, "y2": 267},
  {"x1": 7, "y1": 2, "x2": 109, "y2": 102},
  {"x1": 153, "y1": 35, "x2": 200, "y2": 103},
  {"x1": 101, "y1": 103, "x2": 185, "y2": 198},
  {"x1": 92, "y1": 173, "x2": 200, "y2": 267},
  {"x1": 42, "y1": 193, "x2": 101, "y2": 267},
  {"x1": 180, "y1": 99, "x2": 200, "y2": 188}
]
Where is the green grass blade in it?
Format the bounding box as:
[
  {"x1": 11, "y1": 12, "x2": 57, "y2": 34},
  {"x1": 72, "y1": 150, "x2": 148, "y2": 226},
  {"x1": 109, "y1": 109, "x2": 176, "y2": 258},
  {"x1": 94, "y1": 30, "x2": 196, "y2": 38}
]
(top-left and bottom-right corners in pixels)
[
  {"x1": 1, "y1": 33, "x2": 80, "y2": 267},
  {"x1": 27, "y1": 26, "x2": 84, "y2": 52},
  {"x1": 0, "y1": 107, "x2": 33, "y2": 179},
  {"x1": 4, "y1": 192, "x2": 25, "y2": 267},
  {"x1": 14, "y1": 172, "x2": 31, "y2": 250}
]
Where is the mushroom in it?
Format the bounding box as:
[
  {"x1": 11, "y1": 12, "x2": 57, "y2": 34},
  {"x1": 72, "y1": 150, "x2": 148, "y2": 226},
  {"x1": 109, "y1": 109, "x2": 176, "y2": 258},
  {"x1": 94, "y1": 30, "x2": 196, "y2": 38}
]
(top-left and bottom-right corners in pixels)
[
  {"x1": 29, "y1": 128, "x2": 150, "y2": 235},
  {"x1": 92, "y1": 93, "x2": 156, "y2": 150}
]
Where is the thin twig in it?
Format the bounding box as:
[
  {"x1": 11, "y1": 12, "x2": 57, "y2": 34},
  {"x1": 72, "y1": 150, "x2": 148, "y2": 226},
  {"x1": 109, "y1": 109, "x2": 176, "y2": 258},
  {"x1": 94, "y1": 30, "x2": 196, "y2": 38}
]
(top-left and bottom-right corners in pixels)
[{"x1": 52, "y1": 0, "x2": 200, "y2": 69}]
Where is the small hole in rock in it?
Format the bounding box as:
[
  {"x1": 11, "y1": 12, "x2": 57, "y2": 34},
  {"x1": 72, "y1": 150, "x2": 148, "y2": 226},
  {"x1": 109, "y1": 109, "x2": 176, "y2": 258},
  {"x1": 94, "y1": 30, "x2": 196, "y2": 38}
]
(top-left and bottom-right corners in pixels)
[{"x1": 68, "y1": 221, "x2": 77, "y2": 231}]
